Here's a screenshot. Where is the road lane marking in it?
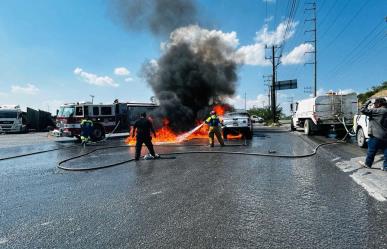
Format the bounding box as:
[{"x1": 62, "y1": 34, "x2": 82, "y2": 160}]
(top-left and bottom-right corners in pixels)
[
  {"x1": 350, "y1": 173, "x2": 386, "y2": 202},
  {"x1": 151, "y1": 191, "x2": 163, "y2": 195},
  {"x1": 331, "y1": 157, "x2": 341, "y2": 162},
  {"x1": 0, "y1": 238, "x2": 8, "y2": 244}
]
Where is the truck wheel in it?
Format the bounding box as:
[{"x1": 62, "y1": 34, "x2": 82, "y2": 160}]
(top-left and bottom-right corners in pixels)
[
  {"x1": 290, "y1": 121, "x2": 296, "y2": 131},
  {"x1": 356, "y1": 127, "x2": 367, "y2": 148},
  {"x1": 304, "y1": 119, "x2": 313, "y2": 136},
  {"x1": 91, "y1": 125, "x2": 105, "y2": 141}
]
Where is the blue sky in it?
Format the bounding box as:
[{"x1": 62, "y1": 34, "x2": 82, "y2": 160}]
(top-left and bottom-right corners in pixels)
[{"x1": 0, "y1": 0, "x2": 385, "y2": 114}]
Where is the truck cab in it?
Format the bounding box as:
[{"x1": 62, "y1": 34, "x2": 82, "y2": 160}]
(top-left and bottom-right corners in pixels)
[{"x1": 0, "y1": 105, "x2": 26, "y2": 133}]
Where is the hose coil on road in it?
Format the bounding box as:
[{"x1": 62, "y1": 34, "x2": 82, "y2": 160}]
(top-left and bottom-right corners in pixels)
[{"x1": 57, "y1": 140, "x2": 343, "y2": 171}]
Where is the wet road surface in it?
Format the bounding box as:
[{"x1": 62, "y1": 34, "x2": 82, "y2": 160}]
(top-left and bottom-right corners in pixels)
[{"x1": 1, "y1": 128, "x2": 387, "y2": 248}]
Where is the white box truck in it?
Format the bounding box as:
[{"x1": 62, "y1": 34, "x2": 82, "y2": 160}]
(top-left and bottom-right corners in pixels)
[{"x1": 290, "y1": 92, "x2": 358, "y2": 135}]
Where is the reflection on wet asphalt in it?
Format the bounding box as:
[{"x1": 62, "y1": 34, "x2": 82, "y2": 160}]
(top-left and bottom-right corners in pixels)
[{"x1": 0, "y1": 130, "x2": 386, "y2": 248}]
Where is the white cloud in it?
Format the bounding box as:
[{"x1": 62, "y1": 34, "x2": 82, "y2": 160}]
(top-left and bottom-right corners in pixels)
[
  {"x1": 74, "y1": 67, "x2": 118, "y2": 87},
  {"x1": 11, "y1": 84, "x2": 39, "y2": 95},
  {"x1": 226, "y1": 94, "x2": 269, "y2": 109},
  {"x1": 264, "y1": 16, "x2": 274, "y2": 23},
  {"x1": 281, "y1": 43, "x2": 314, "y2": 65},
  {"x1": 125, "y1": 77, "x2": 134, "y2": 82},
  {"x1": 312, "y1": 88, "x2": 356, "y2": 97},
  {"x1": 234, "y1": 43, "x2": 269, "y2": 66},
  {"x1": 255, "y1": 20, "x2": 298, "y2": 46},
  {"x1": 114, "y1": 67, "x2": 130, "y2": 76}
]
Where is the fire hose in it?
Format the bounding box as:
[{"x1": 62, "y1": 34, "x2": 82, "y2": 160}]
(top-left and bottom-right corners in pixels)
[
  {"x1": 56, "y1": 140, "x2": 343, "y2": 171},
  {"x1": 0, "y1": 121, "x2": 347, "y2": 171}
]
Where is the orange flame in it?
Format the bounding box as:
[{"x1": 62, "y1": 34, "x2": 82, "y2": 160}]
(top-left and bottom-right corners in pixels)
[{"x1": 126, "y1": 107, "x2": 243, "y2": 145}]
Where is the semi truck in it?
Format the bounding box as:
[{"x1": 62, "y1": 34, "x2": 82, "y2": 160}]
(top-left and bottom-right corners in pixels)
[
  {"x1": 54, "y1": 101, "x2": 158, "y2": 141},
  {"x1": 290, "y1": 92, "x2": 358, "y2": 135},
  {"x1": 0, "y1": 105, "x2": 54, "y2": 133},
  {"x1": 0, "y1": 105, "x2": 26, "y2": 133}
]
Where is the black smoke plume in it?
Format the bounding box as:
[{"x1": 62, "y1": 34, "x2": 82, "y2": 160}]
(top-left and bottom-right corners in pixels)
[
  {"x1": 109, "y1": 0, "x2": 198, "y2": 36},
  {"x1": 109, "y1": 1, "x2": 238, "y2": 132},
  {"x1": 143, "y1": 27, "x2": 238, "y2": 132}
]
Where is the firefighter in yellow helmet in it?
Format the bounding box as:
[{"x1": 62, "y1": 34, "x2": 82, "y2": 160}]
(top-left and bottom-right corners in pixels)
[
  {"x1": 205, "y1": 110, "x2": 225, "y2": 147},
  {"x1": 80, "y1": 117, "x2": 93, "y2": 144}
]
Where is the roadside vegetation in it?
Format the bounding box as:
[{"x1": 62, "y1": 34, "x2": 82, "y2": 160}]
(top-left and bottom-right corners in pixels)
[
  {"x1": 247, "y1": 106, "x2": 283, "y2": 124},
  {"x1": 358, "y1": 81, "x2": 387, "y2": 104}
]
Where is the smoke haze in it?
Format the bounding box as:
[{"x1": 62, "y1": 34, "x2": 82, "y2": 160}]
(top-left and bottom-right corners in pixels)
[{"x1": 109, "y1": 0, "x2": 198, "y2": 36}]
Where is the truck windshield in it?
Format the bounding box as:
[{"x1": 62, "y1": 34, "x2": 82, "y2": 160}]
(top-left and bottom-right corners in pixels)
[
  {"x1": 0, "y1": 111, "x2": 17, "y2": 118},
  {"x1": 58, "y1": 106, "x2": 75, "y2": 117}
]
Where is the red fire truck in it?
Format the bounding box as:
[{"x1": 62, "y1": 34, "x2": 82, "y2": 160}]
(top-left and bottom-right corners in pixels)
[{"x1": 54, "y1": 101, "x2": 158, "y2": 141}]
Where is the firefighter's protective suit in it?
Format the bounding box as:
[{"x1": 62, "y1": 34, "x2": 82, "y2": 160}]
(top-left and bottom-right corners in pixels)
[
  {"x1": 80, "y1": 119, "x2": 93, "y2": 144},
  {"x1": 205, "y1": 113, "x2": 225, "y2": 147}
]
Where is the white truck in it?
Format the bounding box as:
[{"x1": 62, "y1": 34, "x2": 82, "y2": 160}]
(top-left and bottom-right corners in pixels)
[
  {"x1": 290, "y1": 92, "x2": 358, "y2": 135},
  {"x1": 353, "y1": 97, "x2": 387, "y2": 148},
  {"x1": 222, "y1": 110, "x2": 253, "y2": 139},
  {"x1": 0, "y1": 105, "x2": 27, "y2": 133}
]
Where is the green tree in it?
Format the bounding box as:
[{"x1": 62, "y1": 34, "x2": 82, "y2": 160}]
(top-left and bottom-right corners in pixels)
[{"x1": 248, "y1": 106, "x2": 282, "y2": 123}]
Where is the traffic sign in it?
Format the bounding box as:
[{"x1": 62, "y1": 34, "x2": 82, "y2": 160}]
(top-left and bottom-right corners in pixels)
[{"x1": 275, "y1": 79, "x2": 297, "y2": 90}]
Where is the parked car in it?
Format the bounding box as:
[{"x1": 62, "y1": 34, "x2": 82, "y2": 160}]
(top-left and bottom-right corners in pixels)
[
  {"x1": 222, "y1": 111, "x2": 253, "y2": 139},
  {"x1": 251, "y1": 115, "x2": 263, "y2": 123}
]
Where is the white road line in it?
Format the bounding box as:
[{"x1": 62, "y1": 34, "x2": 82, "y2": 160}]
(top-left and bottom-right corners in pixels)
[
  {"x1": 331, "y1": 157, "x2": 341, "y2": 162},
  {"x1": 0, "y1": 238, "x2": 9, "y2": 245},
  {"x1": 350, "y1": 174, "x2": 386, "y2": 202}
]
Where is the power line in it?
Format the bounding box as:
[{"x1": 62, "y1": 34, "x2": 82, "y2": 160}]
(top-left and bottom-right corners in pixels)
[
  {"x1": 327, "y1": 19, "x2": 385, "y2": 79},
  {"x1": 318, "y1": 0, "x2": 339, "y2": 28},
  {"x1": 323, "y1": 0, "x2": 370, "y2": 50},
  {"x1": 319, "y1": 0, "x2": 351, "y2": 40},
  {"x1": 331, "y1": 33, "x2": 386, "y2": 82}
]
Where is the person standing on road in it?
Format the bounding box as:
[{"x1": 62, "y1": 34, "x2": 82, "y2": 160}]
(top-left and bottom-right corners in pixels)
[
  {"x1": 359, "y1": 98, "x2": 387, "y2": 171},
  {"x1": 80, "y1": 116, "x2": 93, "y2": 144},
  {"x1": 205, "y1": 110, "x2": 225, "y2": 147},
  {"x1": 132, "y1": 112, "x2": 159, "y2": 161}
]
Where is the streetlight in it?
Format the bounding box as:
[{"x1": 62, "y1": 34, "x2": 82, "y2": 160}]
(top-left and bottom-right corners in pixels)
[{"x1": 90, "y1": 95, "x2": 95, "y2": 104}]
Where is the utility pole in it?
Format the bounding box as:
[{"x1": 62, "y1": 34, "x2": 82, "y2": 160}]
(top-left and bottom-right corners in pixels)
[
  {"x1": 265, "y1": 46, "x2": 281, "y2": 123},
  {"x1": 305, "y1": 1, "x2": 317, "y2": 97},
  {"x1": 263, "y1": 75, "x2": 272, "y2": 107},
  {"x1": 244, "y1": 92, "x2": 247, "y2": 111}
]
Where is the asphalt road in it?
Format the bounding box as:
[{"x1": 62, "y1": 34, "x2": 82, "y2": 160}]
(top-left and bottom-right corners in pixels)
[{"x1": 1, "y1": 127, "x2": 387, "y2": 248}]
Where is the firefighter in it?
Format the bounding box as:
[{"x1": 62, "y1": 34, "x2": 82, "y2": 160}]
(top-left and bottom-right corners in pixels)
[
  {"x1": 132, "y1": 112, "x2": 160, "y2": 161},
  {"x1": 205, "y1": 110, "x2": 225, "y2": 147},
  {"x1": 80, "y1": 116, "x2": 93, "y2": 144}
]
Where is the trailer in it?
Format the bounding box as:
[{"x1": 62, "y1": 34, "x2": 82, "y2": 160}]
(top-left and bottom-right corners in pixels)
[
  {"x1": 0, "y1": 105, "x2": 54, "y2": 133},
  {"x1": 290, "y1": 92, "x2": 358, "y2": 135}
]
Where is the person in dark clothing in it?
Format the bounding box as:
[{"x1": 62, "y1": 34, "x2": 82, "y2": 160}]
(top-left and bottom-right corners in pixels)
[
  {"x1": 359, "y1": 98, "x2": 387, "y2": 171},
  {"x1": 132, "y1": 112, "x2": 159, "y2": 161}
]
